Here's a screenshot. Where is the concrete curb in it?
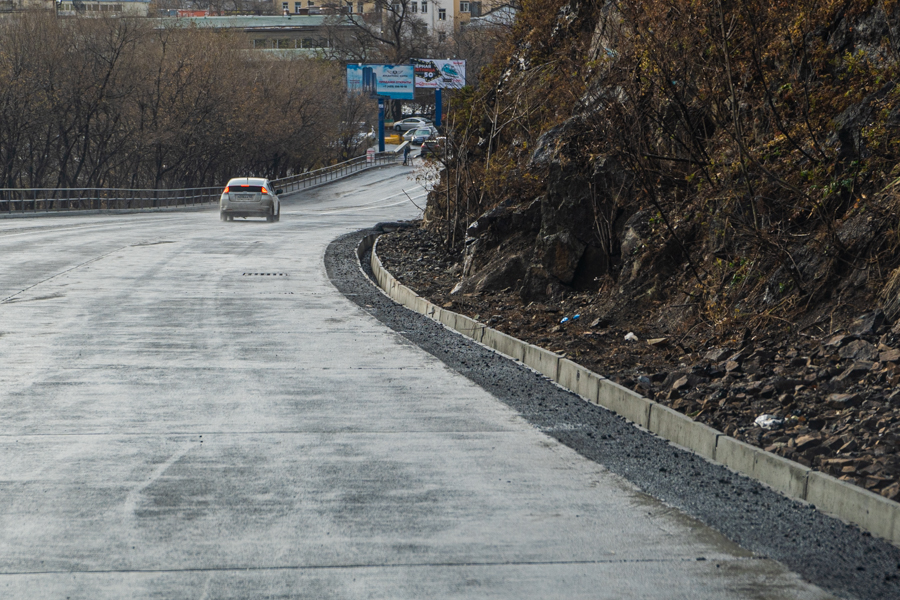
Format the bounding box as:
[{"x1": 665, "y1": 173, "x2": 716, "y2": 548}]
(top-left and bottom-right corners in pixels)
[
  {"x1": 558, "y1": 359, "x2": 602, "y2": 403},
  {"x1": 648, "y1": 404, "x2": 721, "y2": 461},
  {"x1": 359, "y1": 233, "x2": 900, "y2": 547}
]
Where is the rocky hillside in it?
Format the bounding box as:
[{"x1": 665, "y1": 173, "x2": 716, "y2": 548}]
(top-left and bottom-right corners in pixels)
[
  {"x1": 431, "y1": 0, "x2": 900, "y2": 334},
  {"x1": 397, "y1": 0, "x2": 900, "y2": 498}
]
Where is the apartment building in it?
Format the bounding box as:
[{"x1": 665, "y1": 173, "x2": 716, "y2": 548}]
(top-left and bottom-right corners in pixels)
[
  {"x1": 0, "y1": 0, "x2": 53, "y2": 14},
  {"x1": 57, "y1": 0, "x2": 150, "y2": 17},
  {"x1": 322, "y1": 1, "x2": 511, "y2": 33}
]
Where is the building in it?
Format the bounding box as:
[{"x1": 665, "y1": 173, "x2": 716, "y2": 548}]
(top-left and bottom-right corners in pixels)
[
  {"x1": 0, "y1": 0, "x2": 53, "y2": 14},
  {"x1": 57, "y1": 0, "x2": 151, "y2": 17},
  {"x1": 463, "y1": 2, "x2": 516, "y2": 28},
  {"x1": 321, "y1": 1, "x2": 512, "y2": 33},
  {"x1": 264, "y1": 1, "x2": 516, "y2": 34},
  {"x1": 159, "y1": 14, "x2": 361, "y2": 56}
]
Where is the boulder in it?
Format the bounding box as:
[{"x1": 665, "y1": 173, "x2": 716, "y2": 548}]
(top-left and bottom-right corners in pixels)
[
  {"x1": 838, "y1": 339, "x2": 878, "y2": 361},
  {"x1": 474, "y1": 255, "x2": 527, "y2": 293},
  {"x1": 537, "y1": 231, "x2": 586, "y2": 284},
  {"x1": 849, "y1": 310, "x2": 885, "y2": 336}
]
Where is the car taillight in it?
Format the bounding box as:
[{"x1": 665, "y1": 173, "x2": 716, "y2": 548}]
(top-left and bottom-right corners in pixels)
[
  {"x1": 223, "y1": 186, "x2": 230, "y2": 193},
  {"x1": 261, "y1": 187, "x2": 269, "y2": 195}
]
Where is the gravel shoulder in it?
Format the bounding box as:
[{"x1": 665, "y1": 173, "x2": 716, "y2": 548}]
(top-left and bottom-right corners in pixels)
[{"x1": 326, "y1": 228, "x2": 900, "y2": 600}]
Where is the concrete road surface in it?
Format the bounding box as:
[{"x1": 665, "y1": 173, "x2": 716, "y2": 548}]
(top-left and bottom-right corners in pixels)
[{"x1": 0, "y1": 166, "x2": 833, "y2": 599}]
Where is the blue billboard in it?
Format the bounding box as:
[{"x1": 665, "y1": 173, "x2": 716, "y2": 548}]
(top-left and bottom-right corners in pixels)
[{"x1": 346, "y1": 64, "x2": 415, "y2": 100}]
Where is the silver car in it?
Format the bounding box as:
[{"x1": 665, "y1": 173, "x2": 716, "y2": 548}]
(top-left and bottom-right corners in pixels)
[
  {"x1": 392, "y1": 117, "x2": 432, "y2": 132},
  {"x1": 219, "y1": 177, "x2": 282, "y2": 222}
]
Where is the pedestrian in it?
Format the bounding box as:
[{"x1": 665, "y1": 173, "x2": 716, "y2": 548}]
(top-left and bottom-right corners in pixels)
[{"x1": 403, "y1": 143, "x2": 410, "y2": 166}]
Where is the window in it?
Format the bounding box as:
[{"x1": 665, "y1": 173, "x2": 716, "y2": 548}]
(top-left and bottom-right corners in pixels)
[
  {"x1": 253, "y1": 39, "x2": 267, "y2": 48},
  {"x1": 307, "y1": 0, "x2": 314, "y2": 6},
  {"x1": 358, "y1": 2, "x2": 363, "y2": 13},
  {"x1": 294, "y1": 1, "x2": 301, "y2": 12},
  {"x1": 410, "y1": 1, "x2": 417, "y2": 12},
  {"x1": 460, "y1": 1, "x2": 469, "y2": 12},
  {"x1": 281, "y1": 2, "x2": 287, "y2": 10},
  {"x1": 421, "y1": 1, "x2": 426, "y2": 12},
  {"x1": 347, "y1": 1, "x2": 352, "y2": 12},
  {"x1": 438, "y1": 8, "x2": 445, "y2": 19}
]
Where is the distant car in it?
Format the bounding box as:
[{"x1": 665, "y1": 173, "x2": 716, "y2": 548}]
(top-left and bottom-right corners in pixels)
[
  {"x1": 402, "y1": 125, "x2": 436, "y2": 142},
  {"x1": 419, "y1": 136, "x2": 446, "y2": 158},
  {"x1": 219, "y1": 177, "x2": 282, "y2": 222},
  {"x1": 393, "y1": 117, "x2": 432, "y2": 132},
  {"x1": 410, "y1": 128, "x2": 435, "y2": 145}
]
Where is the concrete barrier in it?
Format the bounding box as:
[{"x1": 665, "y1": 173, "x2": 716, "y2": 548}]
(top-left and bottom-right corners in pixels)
[
  {"x1": 365, "y1": 233, "x2": 900, "y2": 547},
  {"x1": 421, "y1": 300, "x2": 441, "y2": 321},
  {"x1": 438, "y1": 309, "x2": 458, "y2": 331},
  {"x1": 807, "y1": 471, "x2": 899, "y2": 545},
  {"x1": 557, "y1": 359, "x2": 601, "y2": 403},
  {"x1": 714, "y1": 435, "x2": 759, "y2": 478},
  {"x1": 523, "y1": 344, "x2": 561, "y2": 380},
  {"x1": 715, "y1": 436, "x2": 810, "y2": 500},
  {"x1": 453, "y1": 313, "x2": 484, "y2": 343},
  {"x1": 648, "y1": 404, "x2": 721, "y2": 460},
  {"x1": 412, "y1": 295, "x2": 429, "y2": 315},
  {"x1": 395, "y1": 285, "x2": 418, "y2": 310},
  {"x1": 752, "y1": 446, "x2": 810, "y2": 500},
  {"x1": 596, "y1": 379, "x2": 653, "y2": 428},
  {"x1": 482, "y1": 327, "x2": 525, "y2": 361}
]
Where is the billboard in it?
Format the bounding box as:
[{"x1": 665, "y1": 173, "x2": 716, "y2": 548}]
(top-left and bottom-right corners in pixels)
[
  {"x1": 346, "y1": 64, "x2": 415, "y2": 100},
  {"x1": 412, "y1": 59, "x2": 466, "y2": 89}
]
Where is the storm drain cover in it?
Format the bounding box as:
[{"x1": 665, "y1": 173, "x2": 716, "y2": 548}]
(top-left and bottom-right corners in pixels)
[{"x1": 242, "y1": 273, "x2": 287, "y2": 276}]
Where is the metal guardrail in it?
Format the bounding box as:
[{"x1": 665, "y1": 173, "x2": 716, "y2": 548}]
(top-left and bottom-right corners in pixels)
[
  {"x1": 0, "y1": 187, "x2": 222, "y2": 213},
  {"x1": 0, "y1": 151, "x2": 400, "y2": 214},
  {"x1": 272, "y1": 152, "x2": 397, "y2": 194}
]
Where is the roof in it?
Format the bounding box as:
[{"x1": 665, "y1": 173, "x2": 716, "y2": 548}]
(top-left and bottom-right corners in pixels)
[{"x1": 157, "y1": 15, "x2": 361, "y2": 30}]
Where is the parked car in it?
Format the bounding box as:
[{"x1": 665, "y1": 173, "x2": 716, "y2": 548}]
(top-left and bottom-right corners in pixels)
[
  {"x1": 219, "y1": 177, "x2": 282, "y2": 222},
  {"x1": 392, "y1": 117, "x2": 432, "y2": 132},
  {"x1": 410, "y1": 128, "x2": 435, "y2": 145}
]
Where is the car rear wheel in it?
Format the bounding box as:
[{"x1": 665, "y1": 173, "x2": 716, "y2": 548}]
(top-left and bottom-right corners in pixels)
[
  {"x1": 275, "y1": 207, "x2": 280, "y2": 222},
  {"x1": 266, "y1": 207, "x2": 275, "y2": 223},
  {"x1": 220, "y1": 211, "x2": 226, "y2": 221}
]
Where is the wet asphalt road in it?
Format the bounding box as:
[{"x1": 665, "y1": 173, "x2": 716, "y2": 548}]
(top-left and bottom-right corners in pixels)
[{"x1": 0, "y1": 164, "x2": 889, "y2": 598}]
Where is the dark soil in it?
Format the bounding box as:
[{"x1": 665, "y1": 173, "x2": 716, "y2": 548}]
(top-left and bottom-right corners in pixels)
[{"x1": 377, "y1": 223, "x2": 900, "y2": 501}]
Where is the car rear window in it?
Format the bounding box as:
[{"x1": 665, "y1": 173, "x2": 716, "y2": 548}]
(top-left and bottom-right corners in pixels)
[{"x1": 227, "y1": 185, "x2": 263, "y2": 193}]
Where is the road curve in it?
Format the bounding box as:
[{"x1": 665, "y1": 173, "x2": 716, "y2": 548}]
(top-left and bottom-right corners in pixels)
[{"x1": 0, "y1": 166, "x2": 834, "y2": 599}]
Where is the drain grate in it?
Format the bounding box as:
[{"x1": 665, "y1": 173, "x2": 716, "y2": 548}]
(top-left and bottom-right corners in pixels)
[{"x1": 242, "y1": 272, "x2": 288, "y2": 277}]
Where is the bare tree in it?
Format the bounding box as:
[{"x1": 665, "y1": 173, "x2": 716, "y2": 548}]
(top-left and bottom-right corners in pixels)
[{"x1": 0, "y1": 13, "x2": 354, "y2": 191}]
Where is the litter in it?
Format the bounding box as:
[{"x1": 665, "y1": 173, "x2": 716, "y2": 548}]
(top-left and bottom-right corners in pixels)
[
  {"x1": 754, "y1": 414, "x2": 784, "y2": 430},
  {"x1": 624, "y1": 332, "x2": 639, "y2": 342}
]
